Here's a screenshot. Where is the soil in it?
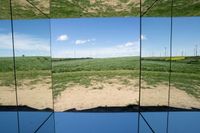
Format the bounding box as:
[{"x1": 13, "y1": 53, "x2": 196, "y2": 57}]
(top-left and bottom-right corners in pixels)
[
  {"x1": 0, "y1": 78, "x2": 53, "y2": 110},
  {"x1": 1, "y1": 77, "x2": 200, "y2": 111},
  {"x1": 54, "y1": 78, "x2": 200, "y2": 111}
]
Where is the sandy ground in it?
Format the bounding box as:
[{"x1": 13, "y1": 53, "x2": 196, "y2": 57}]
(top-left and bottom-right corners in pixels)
[
  {"x1": 54, "y1": 79, "x2": 139, "y2": 111},
  {"x1": 0, "y1": 77, "x2": 53, "y2": 110},
  {"x1": 1, "y1": 77, "x2": 200, "y2": 111},
  {"x1": 141, "y1": 85, "x2": 200, "y2": 109},
  {"x1": 54, "y1": 79, "x2": 200, "y2": 111},
  {"x1": 0, "y1": 86, "x2": 17, "y2": 106}
]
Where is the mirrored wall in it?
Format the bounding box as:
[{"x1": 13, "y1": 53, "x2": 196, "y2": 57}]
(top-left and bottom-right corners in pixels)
[
  {"x1": 0, "y1": 0, "x2": 54, "y2": 133},
  {"x1": 51, "y1": 17, "x2": 140, "y2": 112},
  {"x1": 0, "y1": 0, "x2": 17, "y2": 111},
  {"x1": 0, "y1": 0, "x2": 200, "y2": 132},
  {"x1": 170, "y1": 3, "x2": 200, "y2": 111},
  {"x1": 0, "y1": 0, "x2": 19, "y2": 132}
]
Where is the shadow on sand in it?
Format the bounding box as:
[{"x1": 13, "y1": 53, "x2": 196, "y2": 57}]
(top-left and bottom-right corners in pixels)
[{"x1": 1, "y1": 105, "x2": 199, "y2": 112}]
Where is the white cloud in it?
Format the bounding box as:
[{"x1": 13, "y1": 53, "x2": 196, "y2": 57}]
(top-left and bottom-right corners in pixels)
[
  {"x1": 0, "y1": 33, "x2": 50, "y2": 52},
  {"x1": 57, "y1": 34, "x2": 69, "y2": 41},
  {"x1": 141, "y1": 34, "x2": 147, "y2": 40},
  {"x1": 125, "y1": 42, "x2": 135, "y2": 47},
  {"x1": 117, "y1": 41, "x2": 139, "y2": 48},
  {"x1": 53, "y1": 40, "x2": 140, "y2": 58},
  {"x1": 75, "y1": 39, "x2": 95, "y2": 45}
]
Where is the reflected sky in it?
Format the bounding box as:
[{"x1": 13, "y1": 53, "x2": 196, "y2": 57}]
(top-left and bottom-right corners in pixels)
[
  {"x1": 142, "y1": 17, "x2": 200, "y2": 57},
  {"x1": 0, "y1": 19, "x2": 50, "y2": 57},
  {"x1": 1, "y1": 17, "x2": 200, "y2": 58},
  {"x1": 1, "y1": 112, "x2": 200, "y2": 133},
  {"x1": 51, "y1": 17, "x2": 140, "y2": 58},
  {"x1": 51, "y1": 17, "x2": 200, "y2": 58},
  {"x1": 55, "y1": 113, "x2": 138, "y2": 133}
]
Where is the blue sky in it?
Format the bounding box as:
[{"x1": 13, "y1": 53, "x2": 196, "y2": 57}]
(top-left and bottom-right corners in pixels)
[
  {"x1": 1, "y1": 112, "x2": 200, "y2": 133},
  {"x1": 142, "y1": 17, "x2": 200, "y2": 57},
  {"x1": 0, "y1": 17, "x2": 200, "y2": 57},
  {"x1": 51, "y1": 17, "x2": 140, "y2": 58},
  {"x1": 0, "y1": 19, "x2": 51, "y2": 57}
]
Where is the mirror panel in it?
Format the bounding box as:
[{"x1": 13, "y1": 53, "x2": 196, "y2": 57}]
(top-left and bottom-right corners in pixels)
[
  {"x1": 13, "y1": 19, "x2": 53, "y2": 111},
  {"x1": 140, "y1": 17, "x2": 171, "y2": 111},
  {"x1": 51, "y1": 17, "x2": 140, "y2": 112},
  {"x1": 170, "y1": 17, "x2": 200, "y2": 110},
  {"x1": 0, "y1": 18, "x2": 17, "y2": 111},
  {"x1": 11, "y1": 0, "x2": 54, "y2": 132},
  {"x1": 0, "y1": 1, "x2": 19, "y2": 132},
  {"x1": 140, "y1": 0, "x2": 172, "y2": 132}
]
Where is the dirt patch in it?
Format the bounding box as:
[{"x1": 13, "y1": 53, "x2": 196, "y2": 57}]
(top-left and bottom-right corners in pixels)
[
  {"x1": 54, "y1": 78, "x2": 139, "y2": 111},
  {"x1": 1, "y1": 77, "x2": 199, "y2": 111},
  {"x1": 0, "y1": 86, "x2": 17, "y2": 106},
  {"x1": 54, "y1": 78, "x2": 200, "y2": 111},
  {"x1": 170, "y1": 86, "x2": 200, "y2": 109},
  {"x1": 141, "y1": 84, "x2": 200, "y2": 109},
  {"x1": 0, "y1": 77, "x2": 53, "y2": 110}
]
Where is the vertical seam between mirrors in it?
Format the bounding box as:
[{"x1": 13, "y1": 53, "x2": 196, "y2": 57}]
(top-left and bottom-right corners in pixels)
[
  {"x1": 139, "y1": 0, "x2": 163, "y2": 132},
  {"x1": 137, "y1": 0, "x2": 142, "y2": 132},
  {"x1": 9, "y1": 0, "x2": 20, "y2": 132},
  {"x1": 49, "y1": 3, "x2": 57, "y2": 133},
  {"x1": 31, "y1": 1, "x2": 56, "y2": 132},
  {"x1": 166, "y1": 0, "x2": 174, "y2": 133}
]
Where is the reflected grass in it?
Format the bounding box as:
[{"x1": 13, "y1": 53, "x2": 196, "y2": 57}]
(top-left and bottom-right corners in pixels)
[
  {"x1": 0, "y1": 70, "x2": 50, "y2": 86},
  {"x1": 52, "y1": 70, "x2": 139, "y2": 97},
  {"x1": 1, "y1": 0, "x2": 200, "y2": 19},
  {"x1": 0, "y1": 56, "x2": 200, "y2": 99},
  {"x1": 51, "y1": 0, "x2": 139, "y2": 18}
]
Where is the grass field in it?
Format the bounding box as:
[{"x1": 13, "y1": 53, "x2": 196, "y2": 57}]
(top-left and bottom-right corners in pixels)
[
  {"x1": 52, "y1": 57, "x2": 140, "y2": 97},
  {"x1": 51, "y1": 0, "x2": 200, "y2": 18},
  {"x1": 1, "y1": 0, "x2": 200, "y2": 19},
  {"x1": 0, "y1": 56, "x2": 51, "y2": 86},
  {"x1": 0, "y1": 0, "x2": 48, "y2": 19},
  {"x1": 0, "y1": 56, "x2": 200, "y2": 99}
]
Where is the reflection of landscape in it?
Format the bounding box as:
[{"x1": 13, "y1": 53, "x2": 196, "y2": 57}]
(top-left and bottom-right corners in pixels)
[
  {"x1": 51, "y1": 17, "x2": 140, "y2": 111},
  {"x1": 1, "y1": 17, "x2": 200, "y2": 112},
  {"x1": 141, "y1": 56, "x2": 200, "y2": 109},
  {"x1": 1, "y1": 55, "x2": 200, "y2": 111},
  {"x1": 0, "y1": 57, "x2": 200, "y2": 111},
  {"x1": 0, "y1": 17, "x2": 53, "y2": 111},
  {"x1": 1, "y1": 0, "x2": 200, "y2": 132},
  {"x1": 0, "y1": 57, "x2": 16, "y2": 107},
  {"x1": 51, "y1": 56, "x2": 200, "y2": 111},
  {"x1": 0, "y1": 0, "x2": 200, "y2": 112},
  {"x1": 0, "y1": 57, "x2": 53, "y2": 110},
  {"x1": 1, "y1": 0, "x2": 200, "y2": 19},
  {"x1": 52, "y1": 57, "x2": 139, "y2": 111}
]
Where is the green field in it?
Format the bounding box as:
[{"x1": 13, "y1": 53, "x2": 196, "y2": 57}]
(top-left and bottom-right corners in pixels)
[
  {"x1": 51, "y1": 0, "x2": 200, "y2": 18},
  {"x1": 0, "y1": 56, "x2": 200, "y2": 98},
  {"x1": 0, "y1": 0, "x2": 48, "y2": 19},
  {"x1": 0, "y1": 56, "x2": 51, "y2": 86},
  {"x1": 1, "y1": 0, "x2": 200, "y2": 19}
]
